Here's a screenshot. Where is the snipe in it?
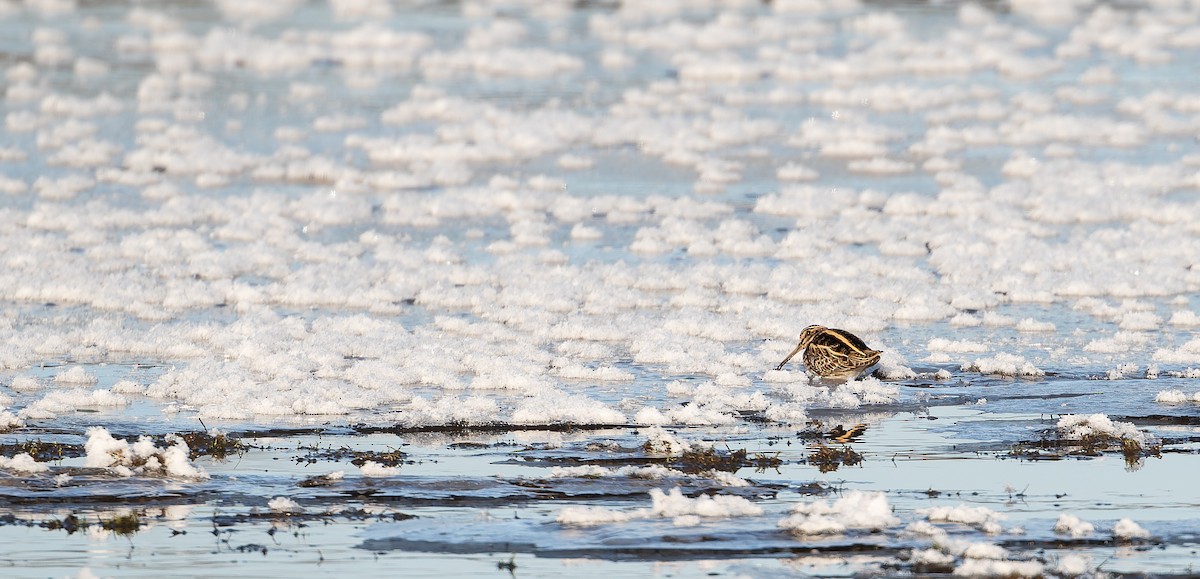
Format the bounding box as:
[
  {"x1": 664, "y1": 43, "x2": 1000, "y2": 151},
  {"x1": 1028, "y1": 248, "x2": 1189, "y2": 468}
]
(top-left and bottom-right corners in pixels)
[{"x1": 775, "y1": 325, "x2": 882, "y2": 379}]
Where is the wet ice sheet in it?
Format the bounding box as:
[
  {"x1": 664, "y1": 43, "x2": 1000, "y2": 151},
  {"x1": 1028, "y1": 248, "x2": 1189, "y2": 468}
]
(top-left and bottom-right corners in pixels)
[{"x1": 3, "y1": 0, "x2": 1200, "y2": 576}]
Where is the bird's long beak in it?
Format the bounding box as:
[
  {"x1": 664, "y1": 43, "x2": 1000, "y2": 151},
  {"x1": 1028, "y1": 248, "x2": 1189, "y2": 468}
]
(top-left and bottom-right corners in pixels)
[{"x1": 774, "y1": 343, "x2": 804, "y2": 371}]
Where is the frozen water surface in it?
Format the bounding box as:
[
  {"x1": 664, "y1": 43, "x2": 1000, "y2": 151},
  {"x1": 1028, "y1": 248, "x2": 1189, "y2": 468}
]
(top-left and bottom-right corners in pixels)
[{"x1": 2, "y1": 0, "x2": 1200, "y2": 576}]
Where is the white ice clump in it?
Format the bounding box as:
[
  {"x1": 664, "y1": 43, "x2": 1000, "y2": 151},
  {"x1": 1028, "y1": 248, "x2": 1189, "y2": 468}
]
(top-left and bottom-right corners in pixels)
[
  {"x1": 978, "y1": 537, "x2": 1033, "y2": 561},
  {"x1": 1169, "y1": 311, "x2": 1200, "y2": 326},
  {"x1": 1054, "y1": 554, "x2": 1094, "y2": 577},
  {"x1": 632, "y1": 407, "x2": 669, "y2": 426},
  {"x1": 1105, "y1": 363, "x2": 1140, "y2": 380},
  {"x1": 1014, "y1": 318, "x2": 1055, "y2": 332},
  {"x1": 358, "y1": 461, "x2": 401, "y2": 477},
  {"x1": 847, "y1": 157, "x2": 914, "y2": 175},
  {"x1": 1152, "y1": 337, "x2": 1200, "y2": 364},
  {"x1": 706, "y1": 471, "x2": 752, "y2": 488},
  {"x1": 1052, "y1": 513, "x2": 1094, "y2": 538},
  {"x1": 1112, "y1": 518, "x2": 1151, "y2": 540},
  {"x1": 874, "y1": 352, "x2": 916, "y2": 380},
  {"x1": 510, "y1": 391, "x2": 625, "y2": 425},
  {"x1": 762, "y1": 401, "x2": 809, "y2": 424},
  {"x1": 267, "y1": 497, "x2": 304, "y2": 514},
  {"x1": 557, "y1": 487, "x2": 761, "y2": 527},
  {"x1": 555, "y1": 505, "x2": 638, "y2": 526},
  {"x1": 649, "y1": 487, "x2": 762, "y2": 519},
  {"x1": 391, "y1": 395, "x2": 503, "y2": 428},
  {"x1": 641, "y1": 426, "x2": 700, "y2": 454},
  {"x1": 0, "y1": 453, "x2": 50, "y2": 473},
  {"x1": 547, "y1": 464, "x2": 749, "y2": 487},
  {"x1": 53, "y1": 366, "x2": 98, "y2": 386},
  {"x1": 0, "y1": 406, "x2": 24, "y2": 431},
  {"x1": 629, "y1": 382, "x2": 769, "y2": 426},
  {"x1": 909, "y1": 548, "x2": 955, "y2": 567},
  {"x1": 928, "y1": 338, "x2": 988, "y2": 354},
  {"x1": 961, "y1": 354, "x2": 1045, "y2": 377},
  {"x1": 906, "y1": 520, "x2": 1042, "y2": 577},
  {"x1": 918, "y1": 504, "x2": 1006, "y2": 535},
  {"x1": 773, "y1": 377, "x2": 899, "y2": 409},
  {"x1": 19, "y1": 389, "x2": 130, "y2": 420},
  {"x1": 952, "y1": 557, "x2": 1044, "y2": 578},
  {"x1": 11, "y1": 377, "x2": 43, "y2": 394},
  {"x1": 83, "y1": 427, "x2": 208, "y2": 479},
  {"x1": 777, "y1": 491, "x2": 899, "y2": 535},
  {"x1": 776, "y1": 162, "x2": 818, "y2": 182},
  {"x1": 1055, "y1": 414, "x2": 1147, "y2": 445},
  {"x1": 1154, "y1": 389, "x2": 1200, "y2": 404}
]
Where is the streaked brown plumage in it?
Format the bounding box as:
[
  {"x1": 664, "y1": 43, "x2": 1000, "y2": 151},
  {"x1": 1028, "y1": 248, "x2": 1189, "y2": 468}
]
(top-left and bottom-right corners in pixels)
[
  {"x1": 828, "y1": 423, "x2": 868, "y2": 442},
  {"x1": 774, "y1": 325, "x2": 882, "y2": 379}
]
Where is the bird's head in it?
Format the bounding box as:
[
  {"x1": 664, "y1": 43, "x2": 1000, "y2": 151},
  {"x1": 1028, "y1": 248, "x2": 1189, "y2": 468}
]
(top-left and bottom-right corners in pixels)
[
  {"x1": 774, "y1": 324, "x2": 828, "y2": 371},
  {"x1": 796, "y1": 325, "x2": 828, "y2": 349}
]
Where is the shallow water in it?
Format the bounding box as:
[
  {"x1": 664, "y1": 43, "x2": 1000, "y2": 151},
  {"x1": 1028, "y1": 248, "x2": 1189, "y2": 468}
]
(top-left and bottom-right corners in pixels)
[{"x1": 3, "y1": 0, "x2": 1200, "y2": 577}]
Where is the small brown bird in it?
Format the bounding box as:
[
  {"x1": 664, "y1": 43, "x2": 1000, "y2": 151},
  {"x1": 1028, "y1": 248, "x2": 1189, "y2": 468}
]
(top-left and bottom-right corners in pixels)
[{"x1": 775, "y1": 325, "x2": 882, "y2": 379}]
